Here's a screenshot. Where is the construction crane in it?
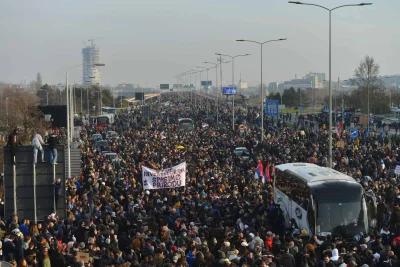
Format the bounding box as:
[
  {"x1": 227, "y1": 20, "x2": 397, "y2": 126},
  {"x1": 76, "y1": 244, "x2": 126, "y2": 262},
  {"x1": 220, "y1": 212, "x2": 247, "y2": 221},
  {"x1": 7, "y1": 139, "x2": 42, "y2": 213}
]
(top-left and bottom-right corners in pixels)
[{"x1": 88, "y1": 37, "x2": 104, "y2": 47}]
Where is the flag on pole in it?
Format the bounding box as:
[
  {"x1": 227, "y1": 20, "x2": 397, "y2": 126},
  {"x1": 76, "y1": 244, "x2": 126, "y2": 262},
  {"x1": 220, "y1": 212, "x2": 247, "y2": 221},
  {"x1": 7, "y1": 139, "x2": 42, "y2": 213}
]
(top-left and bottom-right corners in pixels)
[
  {"x1": 265, "y1": 162, "x2": 271, "y2": 183},
  {"x1": 256, "y1": 160, "x2": 264, "y2": 180},
  {"x1": 338, "y1": 121, "x2": 343, "y2": 134}
]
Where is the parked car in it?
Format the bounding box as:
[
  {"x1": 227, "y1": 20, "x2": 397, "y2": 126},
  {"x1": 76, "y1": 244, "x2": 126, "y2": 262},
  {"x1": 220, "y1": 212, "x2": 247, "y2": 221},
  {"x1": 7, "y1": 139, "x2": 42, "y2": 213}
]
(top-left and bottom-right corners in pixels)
[
  {"x1": 233, "y1": 147, "x2": 250, "y2": 161},
  {"x1": 106, "y1": 131, "x2": 118, "y2": 138},
  {"x1": 91, "y1": 134, "x2": 103, "y2": 142}
]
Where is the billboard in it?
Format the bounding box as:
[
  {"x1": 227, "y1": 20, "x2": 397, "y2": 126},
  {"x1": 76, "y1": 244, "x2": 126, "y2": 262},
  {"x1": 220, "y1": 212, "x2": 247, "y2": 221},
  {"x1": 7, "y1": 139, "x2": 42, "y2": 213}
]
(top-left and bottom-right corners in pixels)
[
  {"x1": 38, "y1": 105, "x2": 67, "y2": 128},
  {"x1": 160, "y1": 84, "x2": 169, "y2": 90},
  {"x1": 201, "y1": 81, "x2": 212, "y2": 86},
  {"x1": 173, "y1": 84, "x2": 182, "y2": 88},
  {"x1": 222, "y1": 87, "x2": 237, "y2": 95},
  {"x1": 135, "y1": 92, "x2": 144, "y2": 100}
]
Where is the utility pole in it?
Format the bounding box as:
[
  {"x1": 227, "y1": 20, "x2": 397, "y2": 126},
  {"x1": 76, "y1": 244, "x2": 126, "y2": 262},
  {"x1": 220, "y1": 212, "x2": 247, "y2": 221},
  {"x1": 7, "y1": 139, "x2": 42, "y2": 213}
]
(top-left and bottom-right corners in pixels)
[
  {"x1": 219, "y1": 55, "x2": 223, "y2": 125},
  {"x1": 87, "y1": 87, "x2": 89, "y2": 119}
]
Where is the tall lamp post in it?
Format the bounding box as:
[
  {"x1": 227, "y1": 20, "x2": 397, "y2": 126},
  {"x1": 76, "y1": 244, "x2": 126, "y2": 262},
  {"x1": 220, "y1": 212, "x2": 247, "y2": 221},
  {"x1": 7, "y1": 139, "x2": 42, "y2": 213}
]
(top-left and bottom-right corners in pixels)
[
  {"x1": 6, "y1": 97, "x2": 8, "y2": 126},
  {"x1": 289, "y1": 1, "x2": 372, "y2": 167},
  {"x1": 215, "y1": 53, "x2": 250, "y2": 130},
  {"x1": 236, "y1": 38, "x2": 286, "y2": 141},
  {"x1": 203, "y1": 60, "x2": 231, "y2": 124},
  {"x1": 197, "y1": 66, "x2": 209, "y2": 93},
  {"x1": 66, "y1": 63, "x2": 104, "y2": 178}
]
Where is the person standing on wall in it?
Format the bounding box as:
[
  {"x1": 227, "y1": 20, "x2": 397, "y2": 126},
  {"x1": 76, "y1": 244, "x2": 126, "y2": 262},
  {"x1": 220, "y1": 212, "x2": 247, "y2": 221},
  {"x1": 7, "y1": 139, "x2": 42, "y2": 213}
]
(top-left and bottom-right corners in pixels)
[
  {"x1": 48, "y1": 130, "x2": 59, "y2": 165},
  {"x1": 6, "y1": 128, "x2": 22, "y2": 165},
  {"x1": 32, "y1": 131, "x2": 46, "y2": 166}
]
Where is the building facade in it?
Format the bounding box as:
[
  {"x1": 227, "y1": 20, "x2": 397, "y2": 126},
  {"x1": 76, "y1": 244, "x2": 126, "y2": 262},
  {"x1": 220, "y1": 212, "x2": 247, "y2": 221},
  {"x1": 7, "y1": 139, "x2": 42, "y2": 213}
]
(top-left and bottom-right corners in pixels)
[{"x1": 82, "y1": 44, "x2": 100, "y2": 85}]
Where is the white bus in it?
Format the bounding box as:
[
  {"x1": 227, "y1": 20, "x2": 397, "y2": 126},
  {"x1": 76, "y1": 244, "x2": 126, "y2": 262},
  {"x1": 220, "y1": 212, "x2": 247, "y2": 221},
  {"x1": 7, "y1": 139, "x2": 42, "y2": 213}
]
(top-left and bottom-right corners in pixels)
[
  {"x1": 178, "y1": 118, "x2": 195, "y2": 130},
  {"x1": 274, "y1": 163, "x2": 368, "y2": 238}
]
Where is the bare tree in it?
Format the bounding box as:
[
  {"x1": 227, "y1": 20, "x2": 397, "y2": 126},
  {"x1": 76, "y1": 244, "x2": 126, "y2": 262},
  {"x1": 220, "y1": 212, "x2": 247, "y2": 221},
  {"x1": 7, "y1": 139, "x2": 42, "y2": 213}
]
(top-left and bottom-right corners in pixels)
[
  {"x1": 349, "y1": 55, "x2": 388, "y2": 114},
  {"x1": 0, "y1": 89, "x2": 50, "y2": 142}
]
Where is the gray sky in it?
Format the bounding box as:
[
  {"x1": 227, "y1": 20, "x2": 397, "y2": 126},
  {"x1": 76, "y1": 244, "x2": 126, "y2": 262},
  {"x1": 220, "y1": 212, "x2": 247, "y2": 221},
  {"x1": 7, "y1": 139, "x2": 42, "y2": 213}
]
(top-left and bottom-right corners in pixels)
[{"x1": 0, "y1": 0, "x2": 398, "y2": 88}]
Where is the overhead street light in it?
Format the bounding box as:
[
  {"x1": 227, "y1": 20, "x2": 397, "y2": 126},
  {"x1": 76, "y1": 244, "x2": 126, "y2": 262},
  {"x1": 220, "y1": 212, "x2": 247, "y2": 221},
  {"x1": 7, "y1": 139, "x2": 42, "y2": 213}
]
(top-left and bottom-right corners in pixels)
[
  {"x1": 65, "y1": 63, "x2": 105, "y2": 178},
  {"x1": 215, "y1": 53, "x2": 250, "y2": 130},
  {"x1": 236, "y1": 38, "x2": 286, "y2": 141},
  {"x1": 289, "y1": 1, "x2": 371, "y2": 167},
  {"x1": 203, "y1": 60, "x2": 231, "y2": 125}
]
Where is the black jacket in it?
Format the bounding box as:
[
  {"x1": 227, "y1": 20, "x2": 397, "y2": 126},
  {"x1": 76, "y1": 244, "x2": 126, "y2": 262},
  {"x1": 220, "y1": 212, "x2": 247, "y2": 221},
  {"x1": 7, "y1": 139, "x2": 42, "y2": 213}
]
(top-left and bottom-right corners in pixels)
[
  {"x1": 48, "y1": 135, "x2": 58, "y2": 149},
  {"x1": 279, "y1": 252, "x2": 296, "y2": 267},
  {"x1": 390, "y1": 206, "x2": 400, "y2": 227},
  {"x1": 3, "y1": 239, "x2": 15, "y2": 262}
]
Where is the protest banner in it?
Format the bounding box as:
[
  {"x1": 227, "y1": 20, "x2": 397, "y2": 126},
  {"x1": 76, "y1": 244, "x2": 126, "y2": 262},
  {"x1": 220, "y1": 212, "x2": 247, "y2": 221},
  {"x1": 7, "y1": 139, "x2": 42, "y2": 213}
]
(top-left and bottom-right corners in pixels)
[
  {"x1": 142, "y1": 162, "x2": 186, "y2": 189},
  {"x1": 76, "y1": 252, "x2": 90, "y2": 264}
]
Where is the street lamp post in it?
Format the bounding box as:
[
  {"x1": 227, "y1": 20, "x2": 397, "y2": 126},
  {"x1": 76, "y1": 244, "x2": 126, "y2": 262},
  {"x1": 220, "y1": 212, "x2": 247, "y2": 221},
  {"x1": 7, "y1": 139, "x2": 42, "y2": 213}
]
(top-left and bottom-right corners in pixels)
[
  {"x1": 289, "y1": 1, "x2": 372, "y2": 167},
  {"x1": 66, "y1": 63, "x2": 104, "y2": 178},
  {"x1": 197, "y1": 66, "x2": 207, "y2": 92},
  {"x1": 6, "y1": 97, "x2": 8, "y2": 126},
  {"x1": 203, "y1": 61, "x2": 231, "y2": 124},
  {"x1": 215, "y1": 53, "x2": 250, "y2": 130},
  {"x1": 236, "y1": 38, "x2": 286, "y2": 141}
]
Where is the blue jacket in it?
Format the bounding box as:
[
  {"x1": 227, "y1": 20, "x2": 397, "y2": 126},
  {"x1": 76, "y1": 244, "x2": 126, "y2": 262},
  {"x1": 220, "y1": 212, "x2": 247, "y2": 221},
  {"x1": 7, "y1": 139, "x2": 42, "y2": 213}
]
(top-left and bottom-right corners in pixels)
[{"x1": 186, "y1": 251, "x2": 196, "y2": 267}]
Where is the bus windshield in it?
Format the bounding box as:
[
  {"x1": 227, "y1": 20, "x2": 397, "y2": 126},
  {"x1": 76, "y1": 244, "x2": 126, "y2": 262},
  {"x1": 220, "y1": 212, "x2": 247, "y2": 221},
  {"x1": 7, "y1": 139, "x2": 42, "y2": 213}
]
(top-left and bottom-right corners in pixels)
[
  {"x1": 97, "y1": 116, "x2": 110, "y2": 125},
  {"x1": 102, "y1": 107, "x2": 117, "y2": 114},
  {"x1": 178, "y1": 119, "x2": 194, "y2": 130},
  {"x1": 314, "y1": 185, "x2": 367, "y2": 237}
]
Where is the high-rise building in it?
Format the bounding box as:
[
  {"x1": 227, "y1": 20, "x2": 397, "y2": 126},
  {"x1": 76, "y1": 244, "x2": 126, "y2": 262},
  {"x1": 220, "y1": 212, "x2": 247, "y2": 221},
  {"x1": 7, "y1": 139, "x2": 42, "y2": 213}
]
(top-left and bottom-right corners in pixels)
[{"x1": 82, "y1": 43, "x2": 100, "y2": 85}]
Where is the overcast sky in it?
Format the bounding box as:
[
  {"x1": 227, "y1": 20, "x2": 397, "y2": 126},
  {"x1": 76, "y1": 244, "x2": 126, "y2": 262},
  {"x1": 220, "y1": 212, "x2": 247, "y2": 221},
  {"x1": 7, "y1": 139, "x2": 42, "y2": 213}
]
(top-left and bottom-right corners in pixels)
[{"x1": 1, "y1": 0, "x2": 398, "y2": 88}]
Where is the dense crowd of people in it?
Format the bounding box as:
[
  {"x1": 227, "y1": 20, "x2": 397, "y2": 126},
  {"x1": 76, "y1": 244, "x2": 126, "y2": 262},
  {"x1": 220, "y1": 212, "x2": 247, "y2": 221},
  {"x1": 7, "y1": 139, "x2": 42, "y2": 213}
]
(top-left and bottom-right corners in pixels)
[{"x1": 2, "y1": 92, "x2": 400, "y2": 267}]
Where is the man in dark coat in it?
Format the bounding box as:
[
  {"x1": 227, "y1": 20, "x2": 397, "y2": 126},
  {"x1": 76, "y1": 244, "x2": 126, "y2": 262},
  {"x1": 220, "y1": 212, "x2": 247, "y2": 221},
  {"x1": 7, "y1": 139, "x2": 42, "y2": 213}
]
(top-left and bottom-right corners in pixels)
[
  {"x1": 53, "y1": 178, "x2": 63, "y2": 207},
  {"x1": 2, "y1": 234, "x2": 15, "y2": 261},
  {"x1": 7, "y1": 128, "x2": 22, "y2": 165},
  {"x1": 279, "y1": 247, "x2": 296, "y2": 267}
]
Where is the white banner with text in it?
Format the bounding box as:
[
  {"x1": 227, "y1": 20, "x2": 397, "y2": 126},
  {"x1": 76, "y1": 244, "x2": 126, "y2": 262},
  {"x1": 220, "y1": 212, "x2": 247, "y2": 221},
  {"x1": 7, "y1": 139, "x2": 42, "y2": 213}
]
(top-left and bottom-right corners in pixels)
[{"x1": 142, "y1": 162, "x2": 186, "y2": 190}]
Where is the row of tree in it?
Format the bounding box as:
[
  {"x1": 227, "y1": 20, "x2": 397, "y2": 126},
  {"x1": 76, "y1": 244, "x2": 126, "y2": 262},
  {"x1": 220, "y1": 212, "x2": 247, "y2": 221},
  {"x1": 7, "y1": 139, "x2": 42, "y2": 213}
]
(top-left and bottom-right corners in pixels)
[
  {"x1": 0, "y1": 85, "x2": 124, "y2": 143},
  {"x1": 35, "y1": 85, "x2": 125, "y2": 115},
  {"x1": 268, "y1": 87, "x2": 311, "y2": 108},
  {"x1": 268, "y1": 55, "x2": 391, "y2": 114}
]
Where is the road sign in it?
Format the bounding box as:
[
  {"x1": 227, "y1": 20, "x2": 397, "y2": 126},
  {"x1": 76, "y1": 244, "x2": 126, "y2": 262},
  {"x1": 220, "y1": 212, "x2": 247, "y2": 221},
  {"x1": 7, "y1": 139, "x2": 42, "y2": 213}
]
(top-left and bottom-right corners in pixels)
[
  {"x1": 323, "y1": 106, "x2": 328, "y2": 112},
  {"x1": 350, "y1": 129, "x2": 358, "y2": 138},
  {"x1": 300, "y1": 106, "x2": 304, "y2": 111},
  {"x1": 265, "y1": 100, "x2": 279, "y2": 117},
  {"x1": 160, "y1": 84, "x2": 169, "y2": 90}
]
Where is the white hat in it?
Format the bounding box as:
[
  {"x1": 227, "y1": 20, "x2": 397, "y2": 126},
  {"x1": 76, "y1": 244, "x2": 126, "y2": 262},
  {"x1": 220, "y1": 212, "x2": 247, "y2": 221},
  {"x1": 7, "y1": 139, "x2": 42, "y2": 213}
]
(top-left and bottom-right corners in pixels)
[
  {"x1": 249, "y1": 233, "x2": 255, "y2": 238},
  {"x1": 173, "y1": 256, "x2": 178, "y2": 263},
  {"x1": 224, "y1": 241, "x2": 230, "y2": 247},
  {"x1": 145, "y1": 190, "x2": 150, "y2": 195},
  {"x1": 12, "y1": 229, "x2": 21, "y2": 236},
  {"x1": 111, "y1": 212, "x2": 116, "y2": 217},
  {"x1": 241, "y1": 241, "x2": 249, "y2": 247},
  {"x1": 68, "y1": 241, "x2": 74, "y2": 249}
]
